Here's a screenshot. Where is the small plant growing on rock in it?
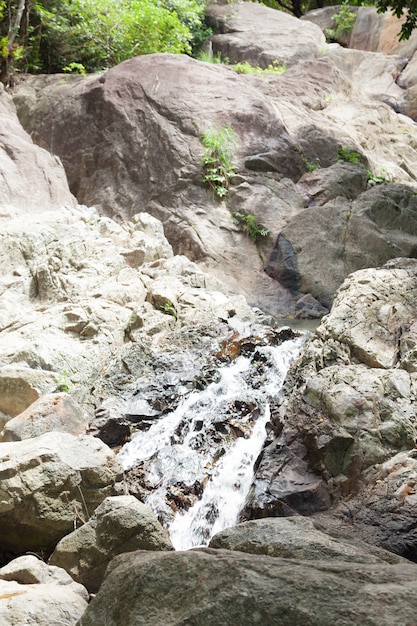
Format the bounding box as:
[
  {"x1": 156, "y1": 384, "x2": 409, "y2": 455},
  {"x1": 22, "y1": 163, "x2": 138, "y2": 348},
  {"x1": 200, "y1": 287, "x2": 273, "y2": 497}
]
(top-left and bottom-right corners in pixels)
[
  {"x1": 56, "y1": 368, "x2": 74, "y2": 393},
  {"x1": 160, "y1": 300, "x2": 177, "y2": 320},
  {"x1": 201, "y1": 125, "x2": 239, "y2": 199},
  {"x1": 325, "y1": 2, "x2": 357, "y2": 42},
  {"x1": 367, "y1": 170, "x2": 391, "y2": 186},
  {"x1": 338, "y1": 146, "x2": 362, "y2": 164},
  {"x1": 231, "y1": 60, "x2": 286, "y2": 75},
  {"x1": 62, "y1": 62, "x2": 86, "y2": 75},
  {"x1": 232, "y1": 212, "x2": 270, "y2": 244},
  {"x1": 197, "y1": 50, "x2": 225, "y2": 64}
]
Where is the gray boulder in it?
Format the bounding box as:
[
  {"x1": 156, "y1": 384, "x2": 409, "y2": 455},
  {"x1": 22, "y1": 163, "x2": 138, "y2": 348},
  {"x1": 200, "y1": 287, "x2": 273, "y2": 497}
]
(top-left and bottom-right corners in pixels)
[
  {"x1": 209, "y1": 516, "x2": 406, "y2": 564},
  {"x1": 0, "y1": 365, "x2": 57, "y2": 424},
  {"x1": 0, "y1": 432, "x2": 123, "y2": 553},
  {"x1": 0, "y1": 82, "x2": 75, "y2": 217},
  {"x1": 206, "y1": 2, "x2": 326, "y2": 68},
  {"x1": 77, "y1": 547, "x2": 417, "y2": 626},
  {"x1": 50, "y1": 495, "x2": 173, "y2": 593}
]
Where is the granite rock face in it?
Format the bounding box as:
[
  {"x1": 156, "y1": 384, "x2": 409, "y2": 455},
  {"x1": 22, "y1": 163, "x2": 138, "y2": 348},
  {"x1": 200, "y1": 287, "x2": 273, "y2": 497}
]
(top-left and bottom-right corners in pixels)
[
  {"x1": 12, "y1": 3, "x2": 417, "y2": 315},
  {"x1": 245, "y1": 259, "x2": 417, "y2": 559},
  {"x1": 50, "y1": 495, "x2": 173, "y2": 593},
  {"x1": 78, "y1": 547, "x2": 417, "y2": 626},
  {"x1": 0, "y1": 432, "x2": 124, "y2": 553}
]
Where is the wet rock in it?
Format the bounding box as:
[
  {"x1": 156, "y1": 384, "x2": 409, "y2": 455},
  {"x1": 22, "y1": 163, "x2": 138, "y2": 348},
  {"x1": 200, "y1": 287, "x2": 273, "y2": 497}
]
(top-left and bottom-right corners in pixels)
[
  {"x1": 78, "y1": 547, "x2": 417, "y2": 626},
  {"x1": 50, "y1": 495, "x2": 173, "y2": 593},
  {"x1": 241, "y1": 439, "x2": 332, "y2": 519}
]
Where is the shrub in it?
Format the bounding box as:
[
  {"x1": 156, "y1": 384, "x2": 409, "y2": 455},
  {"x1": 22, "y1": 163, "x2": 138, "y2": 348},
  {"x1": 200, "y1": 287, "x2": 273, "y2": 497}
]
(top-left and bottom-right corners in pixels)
[
  {"x1": 231, "y1": 60, "x2": 286, "y2": 75},
  {"x1": 325, "y1": 2, "x2": 357, "y2": 42},
  {"x1": 201, "y1": 125, "x2": 239, "y2": 199},
  {"x1": 338, "y1": 146, "x2": 362, "y2": 164},
  {"x1": 232, "y1": 212, "x2": 270, "y2": 244}
]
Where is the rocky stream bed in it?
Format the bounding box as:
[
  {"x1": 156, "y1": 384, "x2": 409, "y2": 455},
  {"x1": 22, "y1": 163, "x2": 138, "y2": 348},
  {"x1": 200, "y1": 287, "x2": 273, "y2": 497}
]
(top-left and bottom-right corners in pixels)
[{"x1": 1, "y1": 2, "x2": 417, "y2": 624}]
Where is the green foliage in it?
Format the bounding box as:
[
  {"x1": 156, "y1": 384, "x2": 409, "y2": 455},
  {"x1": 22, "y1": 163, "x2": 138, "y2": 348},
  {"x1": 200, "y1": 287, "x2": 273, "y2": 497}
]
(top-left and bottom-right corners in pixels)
[
  {"x1": 0, "y1": 0, "x2": 207, "y2": 78},
  {"x1": 56, "y1": 368, "x2": 74, "y2": 393},
  {"x1": 232, "y1": 212, "x2": 270, "y2": 244},
  {"x1": 230, "y1": 60, "x2": 286, "y2": 74},
  {"x1": 325, "y1": 1, "x2": 357, "y2": 41},
  {"x1": 201, "y1": 125, "x2": 239, "y2": 199},
  {"x1": 367, "y1": 169, "x2": 391, "y2": 186},
  {"x1": 197, "y1": 50, "x2": 225, "y2": 64},
  {"x1": 338, "y1": 146, "x2": 362, "y2": 164},
  {"x1": 160, "y1": 300, "x2": 177, "y2": 320},
  {"x1": 62, "y1": 61, "x2": 86, "y2": 74},
  {"x1": 375, "y1": 0, "x2": 417, "y2": 40}
]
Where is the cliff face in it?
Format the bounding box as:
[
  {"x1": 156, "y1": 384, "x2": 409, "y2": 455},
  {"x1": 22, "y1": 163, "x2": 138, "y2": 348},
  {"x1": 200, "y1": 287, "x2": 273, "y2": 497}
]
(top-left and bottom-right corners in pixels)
[{"x1": 11, "y1": 3, "x2": 417, "y2": 317}]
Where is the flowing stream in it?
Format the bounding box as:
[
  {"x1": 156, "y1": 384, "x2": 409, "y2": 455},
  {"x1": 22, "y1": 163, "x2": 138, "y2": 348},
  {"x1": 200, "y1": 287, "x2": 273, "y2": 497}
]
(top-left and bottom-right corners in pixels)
[{"x1": 118, "y1": 331, "x2": 304, "y2": 550}]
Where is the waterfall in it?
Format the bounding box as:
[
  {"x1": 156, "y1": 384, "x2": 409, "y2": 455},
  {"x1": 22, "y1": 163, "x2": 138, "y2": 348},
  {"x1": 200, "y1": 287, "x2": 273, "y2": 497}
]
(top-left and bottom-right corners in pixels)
[{"x1": 118, "y1": 330, "x2": 304, "y2": 550}]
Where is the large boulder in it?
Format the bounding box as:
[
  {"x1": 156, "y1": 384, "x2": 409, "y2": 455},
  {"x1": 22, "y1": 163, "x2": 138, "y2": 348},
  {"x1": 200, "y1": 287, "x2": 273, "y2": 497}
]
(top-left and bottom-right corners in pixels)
[
  {"x1": 209, "y1": 516, "x2": 405, "y2": 564},
  {"x1": 0, "y1": 432, "x2": 124, "y2": 553},
  {"x1": 12, "y1": 21, "x2": 417, "y2": 315},
  {"x1": 276, "y1": 183, "x2": 417, "y2": 307},
  {"x1": 0, "y1": 82, "x2": 75, "y2": 217},
  {"x1": 206, "y1": 1, "x2": 326, "y2": 68},
  {"x1": 50, "y1": 495, "x2": 173, "y2": 593},
  {"x1": 244, "y1": 258, "x2": 417, "y2": 558},
  {"x1": 12, "y1": 55, "x2": 303, "y2": 312},
  {"x1": 78, "y1": 547, "x2": 417, "y2": 625}
]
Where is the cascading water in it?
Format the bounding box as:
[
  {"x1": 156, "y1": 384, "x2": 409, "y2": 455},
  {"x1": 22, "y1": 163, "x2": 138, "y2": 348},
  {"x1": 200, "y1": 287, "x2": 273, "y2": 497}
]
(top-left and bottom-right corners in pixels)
[{"x1": 118, "y1": 329, "x2": 304, "y2": 550}]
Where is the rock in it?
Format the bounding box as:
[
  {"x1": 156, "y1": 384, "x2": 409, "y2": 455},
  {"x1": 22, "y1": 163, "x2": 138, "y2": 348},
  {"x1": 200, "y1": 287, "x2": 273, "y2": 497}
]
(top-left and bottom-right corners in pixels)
[
  {"x1": 0, "y1": 554, "x2": 88, "y2": 625},
  {"x1": 349, "y1": 7, "x2": 417, "y2": 58},
  {"x1": 77, "y1": 547, "x2": 417, "y2": 626},
  {"x1": 206, "y1": 2, "x2": 326, "y2": 68},
  {"x1": 0, "y1": 82, "x2": 76, "y2": 217},
  {"x1": 245, "y1": 259, "x2": 417, "y2": 559},
  {"x1": 396, "y1": 84, "x2": 417, "y2": 120},
  {"x1": 0, "y1": 366, "x2": 57, "y2": 423},
  {"x1": 297, "y1": 161, "x2": 368, "y2": 207},
  {"x1": 209, "y1": 516, "x2": 406, "y2": 564},
  {"x1": 1, "y1": 392, "x2": 88, "y2": 442},
  {"x1": 0, "y1": 554, "x2": 88, "y2": 600},
  {"x1": 240, "y1": 437, "x2": 332, "y2": 519},
  {"x1": 303, "y1": 6, "x2": 417, "y2": 58},
  {"x1": 0, "y1": 432, "x2": 123, "y2": 553},
  {"x1": 398, "y1": 52, "x2": 417, "y2": 89},
  {"x1": 0, "y1": 578, "x2": 88, "y2": 626},
  {"x1": 277, "y1": 184, "x2": 417, "y2": 308},
  {"x1": 49, "y1": 495, "x2": 173, "y2": 593}
]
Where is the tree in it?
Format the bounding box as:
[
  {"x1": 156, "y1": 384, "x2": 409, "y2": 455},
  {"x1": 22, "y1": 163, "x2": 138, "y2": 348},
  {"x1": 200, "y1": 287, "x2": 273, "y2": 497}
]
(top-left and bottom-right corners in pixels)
[
  {"x1": 0, "y1": 0, "x2": 206, "y2": 82},
  {"x1": 0, "y1": 0, "x2": 26, "y2": 83},
  {"x1": 258, "y1": 0, "x2": 416, "y2": 39},
  {"x1": 375, "y1": 1, "x2": 417, "y2": 39}
]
